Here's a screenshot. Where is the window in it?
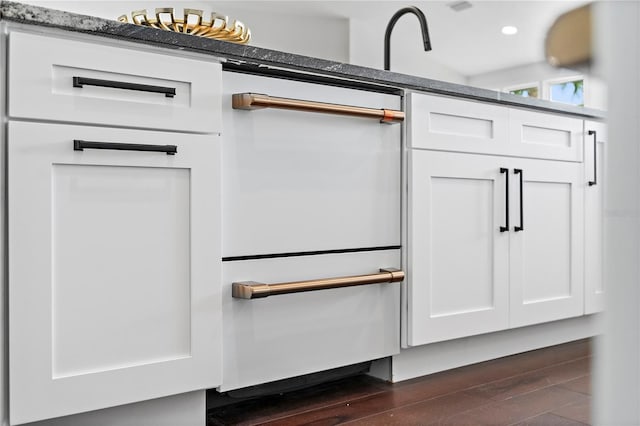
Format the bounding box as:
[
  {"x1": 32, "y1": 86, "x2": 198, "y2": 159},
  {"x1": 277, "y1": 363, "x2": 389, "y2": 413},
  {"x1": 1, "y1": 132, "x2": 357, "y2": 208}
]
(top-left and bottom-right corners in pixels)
[
  {"x1": 505, "y1": 83, "x2": 540, "y2": 99},
  {"x1": 503, "y1": 76, "x2": 586, "y2": 107},
  {"x1": 548, "y1": 78, "x2": 584, "y2": 106},
  {"x1": 509, "y1": 86, "x2": 539, "y2": 98}
]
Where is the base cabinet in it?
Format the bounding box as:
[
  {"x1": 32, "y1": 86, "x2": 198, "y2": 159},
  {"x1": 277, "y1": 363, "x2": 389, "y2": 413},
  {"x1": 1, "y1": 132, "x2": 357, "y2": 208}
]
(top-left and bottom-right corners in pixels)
[
  {"x1": 408, "y1": 151, "x2": 509, "y2": 345},
  {"x1": 584, "y1": 121, "x2": 607, "y2": 314},
  {"x1": 8, "y1": 121, "x2": 222, "y2": 424},
  {"x1": 408, "y1": 150, "x2": 584, "y2": 346}
]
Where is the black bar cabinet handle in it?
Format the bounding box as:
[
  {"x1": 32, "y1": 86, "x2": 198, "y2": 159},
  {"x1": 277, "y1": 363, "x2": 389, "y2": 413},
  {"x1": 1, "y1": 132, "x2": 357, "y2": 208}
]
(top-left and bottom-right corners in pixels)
[
  {"x1": 588, "y1": 130, "x2": 597, "y2": 186},
  {"x1": 74, "y1": 140, "x2": 177, "y2": 155},
  {"x1": 514, "y1": 168, "x2": 524, "y2": 232},
  {"x1": 73, "y1": 76, "x2": 176, "y2": 98},
  {"x1": 500, "y1": 168, "x2": 509, "y2": 232}
]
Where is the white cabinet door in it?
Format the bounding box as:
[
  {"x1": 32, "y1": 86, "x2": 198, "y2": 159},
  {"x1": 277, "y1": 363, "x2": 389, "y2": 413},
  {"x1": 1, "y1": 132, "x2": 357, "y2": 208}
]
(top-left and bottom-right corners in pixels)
[
  {"x1": 584, "y1": 121, "x2": 607, "y2": 314},
  {"x1": 509, "y1": 158, "x2": 584, "y2": 328},
  {"x1": 8, "y1": 121, "x2": 221, "y2": 424},
  {"x1": 408, "y1": 150, "x2": 510, "y2": 346}
]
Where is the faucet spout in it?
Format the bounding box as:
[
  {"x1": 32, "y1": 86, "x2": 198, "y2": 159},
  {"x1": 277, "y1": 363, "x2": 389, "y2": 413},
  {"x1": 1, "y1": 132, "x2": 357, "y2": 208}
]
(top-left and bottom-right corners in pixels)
[{"x1": 384, "y1": 6, "x2": 432, "y2": 71}]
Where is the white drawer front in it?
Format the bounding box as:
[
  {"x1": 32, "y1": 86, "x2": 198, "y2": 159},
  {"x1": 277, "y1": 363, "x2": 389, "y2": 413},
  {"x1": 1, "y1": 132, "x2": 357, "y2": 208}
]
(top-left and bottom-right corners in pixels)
[
  {"x1": 410, "y1": 92, "x2": 510, "y2": 154},
  {"x1": 222, "y1": 72, "x2": 402, "y2": 257},
  {"x1": 8, "y1": 31, "x2": 221, "y2": 133},
  {"x1": 220, "y1": 249, "x2": 401, "y2": 391},
  {"x1": 509, "y1": 108, "x2": 583, "y2": 161},
  {"x1": 410, "y1": 92, "x2": 584, "y2": 161}
]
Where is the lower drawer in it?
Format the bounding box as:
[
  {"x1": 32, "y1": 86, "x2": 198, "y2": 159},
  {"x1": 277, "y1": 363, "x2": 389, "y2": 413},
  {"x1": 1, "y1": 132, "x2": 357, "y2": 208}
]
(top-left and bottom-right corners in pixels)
[{"x1": 220, "y1": 249, "x2": 401, "y2": 391}]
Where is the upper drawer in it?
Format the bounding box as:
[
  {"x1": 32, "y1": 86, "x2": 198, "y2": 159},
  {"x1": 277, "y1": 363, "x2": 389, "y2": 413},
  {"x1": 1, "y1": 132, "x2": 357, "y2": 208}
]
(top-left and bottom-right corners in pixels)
[
  {"x1": 410, "y1": 92, "x2": 583, "y2": 161},
  {"x1": 410, "y1": 92, "x2": 510, "y2": 154},
  {"x1": 509, "y1": 108, "x2": 583, "y2": 162},
  {"x1": 8, "y1": 31, "x2": 221, "y2": 133}
]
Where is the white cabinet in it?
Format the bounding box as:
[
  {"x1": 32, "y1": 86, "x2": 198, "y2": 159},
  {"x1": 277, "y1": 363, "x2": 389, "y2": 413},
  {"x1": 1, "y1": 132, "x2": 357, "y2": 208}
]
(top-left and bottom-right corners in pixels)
[
  {"x1": 408, "y1": 150, "x2": 584, "y2": 345},
  {"x1": 407, "y1": 92, "x2": 587, "y2": 347},
  {"x1": 8, "y1": 97, "x2": 222, "y2": 423},
  {"x1": 408, "y1": 151, "x2": 509, "y2": 345},
  {"x1": 584, "y1": 121, "x2": 607, "y2": 314}
]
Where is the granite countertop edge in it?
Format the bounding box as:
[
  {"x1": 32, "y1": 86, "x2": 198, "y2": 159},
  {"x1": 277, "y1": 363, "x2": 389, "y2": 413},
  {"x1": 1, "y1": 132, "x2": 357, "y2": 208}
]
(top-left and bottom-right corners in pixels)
[{"x1": 0, "y1": 0, "x2": 605, "y2": 119}]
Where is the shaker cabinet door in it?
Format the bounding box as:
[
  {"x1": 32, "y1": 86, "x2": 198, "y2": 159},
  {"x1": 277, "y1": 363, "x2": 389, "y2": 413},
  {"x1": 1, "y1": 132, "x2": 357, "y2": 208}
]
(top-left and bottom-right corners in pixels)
[
  {"x1": 509, "y1": 158, "x2": 584, "y2": 327},
  {"x1": 408, "y1": 150, "x2": 510, "y2": 346},
  {"x1": 8, "y1": 121, "x2": 222, "y2": 424}
]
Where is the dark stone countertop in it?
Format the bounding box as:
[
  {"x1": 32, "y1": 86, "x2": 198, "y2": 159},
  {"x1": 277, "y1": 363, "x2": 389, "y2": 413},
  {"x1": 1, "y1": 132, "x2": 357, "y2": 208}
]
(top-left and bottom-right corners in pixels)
[{"x1": 0, "y1": 0, "x2": 605, "y2": 119}]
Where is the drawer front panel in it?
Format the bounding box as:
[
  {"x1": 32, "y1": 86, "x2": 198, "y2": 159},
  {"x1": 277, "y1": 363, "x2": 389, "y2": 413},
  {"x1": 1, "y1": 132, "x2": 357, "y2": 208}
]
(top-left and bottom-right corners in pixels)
[
  {"x1": 8, "y1": 31, "x2": 221, "y2": 133},
  {"x1": 222, "y1": 72, "x2": 402, "y2": 257},
  {"x1": 410, "y1": 92, "x2": 510, "y2": 154},
  {"x1": 410, "y1": 92, "x2": 583, "y2": 161},
  {"x1": 221, "y1": 249, "x2": 401, "y2": 391},
  {"x1": 509, "y1": 108, "x2": 583, "y2": 161}
]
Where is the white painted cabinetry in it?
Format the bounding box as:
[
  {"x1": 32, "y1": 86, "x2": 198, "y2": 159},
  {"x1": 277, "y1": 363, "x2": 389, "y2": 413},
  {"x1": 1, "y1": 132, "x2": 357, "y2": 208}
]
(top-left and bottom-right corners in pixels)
[
  {"x1": 584, "y1": 121, "x2": 607, "y2": 314},
  {"x1": 411, "y1": 93, "x2": 583, "y2": 161},
  {"x1": 508, "y1": 157, "x2": 584, "y2": 328},
  {"x1": 8, "y1": 31, "x2": 221, "y2": 133},
  {"x1": 407, "y1": 92, "x2": 585, "y2": 347},
  {"x1": 7, "y1": 31, "x2": 223, "y2": 425},
  {"x1": 408, "y1": 151, "x2": 509, "y2": 345}
]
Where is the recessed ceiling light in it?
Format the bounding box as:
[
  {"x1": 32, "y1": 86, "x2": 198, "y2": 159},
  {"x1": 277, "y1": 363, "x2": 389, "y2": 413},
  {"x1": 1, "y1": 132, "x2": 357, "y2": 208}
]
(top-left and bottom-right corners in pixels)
[{"x1": 502, "y1": 26, "x2": 518, "y2": 35}]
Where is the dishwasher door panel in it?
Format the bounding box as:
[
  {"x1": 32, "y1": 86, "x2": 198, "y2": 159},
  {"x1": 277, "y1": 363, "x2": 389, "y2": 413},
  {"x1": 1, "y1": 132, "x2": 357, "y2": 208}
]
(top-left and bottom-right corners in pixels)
[
  {"x1": 220, "y1": 249, "x2": 401, "y2": 391},
  {"x1": 222, "y1": 72, "x2": 402, "y2": 257}
]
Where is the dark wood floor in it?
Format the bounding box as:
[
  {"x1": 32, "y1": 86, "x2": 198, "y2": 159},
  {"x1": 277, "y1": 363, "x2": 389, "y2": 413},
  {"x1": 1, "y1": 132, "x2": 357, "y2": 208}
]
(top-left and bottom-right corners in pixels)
[{"x1": 208, "y1": 339, "x2": 592, "y2": 425}]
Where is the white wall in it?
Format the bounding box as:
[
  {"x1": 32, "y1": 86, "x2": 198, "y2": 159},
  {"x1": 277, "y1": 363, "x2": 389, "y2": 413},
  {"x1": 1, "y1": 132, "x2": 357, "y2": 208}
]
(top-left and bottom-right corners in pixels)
[
  {"x1": 349, "y1": 16, "x2": 466, "y2": 84},
  {"x1": 22, "y1": 1, "x2": 350, "y2": 62}
]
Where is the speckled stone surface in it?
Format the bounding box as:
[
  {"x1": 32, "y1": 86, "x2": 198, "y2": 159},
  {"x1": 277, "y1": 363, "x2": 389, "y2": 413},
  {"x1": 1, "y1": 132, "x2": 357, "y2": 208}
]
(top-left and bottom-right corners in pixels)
[{"x1": 0, "y1": 0, "x2": 605, "y2": 119}]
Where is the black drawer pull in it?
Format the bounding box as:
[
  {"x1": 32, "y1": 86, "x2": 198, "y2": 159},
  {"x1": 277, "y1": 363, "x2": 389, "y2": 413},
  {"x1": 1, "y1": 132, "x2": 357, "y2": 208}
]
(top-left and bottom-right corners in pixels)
[
  {"x1": 500, "y1": 168, "x2": 509, "y2": 232},
  {"x1": 73, "y1": 76, "x2": 176, "y2": 98},
  {"x1": 588, "y1": 130, "x2": 597, "y2": 186},
  {"x1": 514, "y1": 168, "x2": 524, "y2": 232},
  {"x1": 74, "y1": 140, "x2": 177, "y2": 155}
]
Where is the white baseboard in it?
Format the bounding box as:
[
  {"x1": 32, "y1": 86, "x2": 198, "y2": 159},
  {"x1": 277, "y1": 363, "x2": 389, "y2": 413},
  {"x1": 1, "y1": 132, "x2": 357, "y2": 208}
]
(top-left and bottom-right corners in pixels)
[{"x1": 389, "y1": 314, "x2": 601, "y2": 383}]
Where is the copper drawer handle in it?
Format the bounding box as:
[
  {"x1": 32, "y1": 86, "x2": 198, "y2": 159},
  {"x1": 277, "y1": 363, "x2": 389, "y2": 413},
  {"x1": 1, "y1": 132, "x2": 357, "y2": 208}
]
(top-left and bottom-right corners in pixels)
[
  {"x1": 232, "y1": 268, "x2": 404, "y2": 299},
  {"x1": 232, "y1": 93, "x2": 404, "y2": 124}
]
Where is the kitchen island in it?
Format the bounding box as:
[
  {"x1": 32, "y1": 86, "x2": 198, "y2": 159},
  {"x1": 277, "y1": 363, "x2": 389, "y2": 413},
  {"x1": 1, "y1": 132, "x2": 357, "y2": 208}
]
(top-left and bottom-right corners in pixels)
[{"x1": 0, "y1": 2, "x2": 605, "y2": 425}]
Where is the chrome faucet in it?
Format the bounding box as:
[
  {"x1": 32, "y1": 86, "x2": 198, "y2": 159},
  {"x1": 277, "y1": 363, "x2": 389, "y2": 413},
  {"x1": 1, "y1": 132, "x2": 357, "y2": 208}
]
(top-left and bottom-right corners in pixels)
[{"x1": 384, "y1": 6, "x2": 432, "y2": 71}]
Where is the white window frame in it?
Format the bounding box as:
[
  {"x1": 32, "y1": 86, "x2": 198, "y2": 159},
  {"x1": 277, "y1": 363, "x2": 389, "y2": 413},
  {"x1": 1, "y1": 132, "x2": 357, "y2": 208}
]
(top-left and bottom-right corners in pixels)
[
  {"x1": 543, "y1": 74, "x2": 585, "y2": 105},
  {"x1": 503, "y1": 82, "x2": 541, "y2": 99}
]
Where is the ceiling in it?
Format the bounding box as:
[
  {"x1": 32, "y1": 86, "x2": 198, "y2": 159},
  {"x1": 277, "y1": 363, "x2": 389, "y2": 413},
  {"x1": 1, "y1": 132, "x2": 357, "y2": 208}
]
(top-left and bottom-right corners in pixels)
[{"x1": 213, "y1": 0, "x2": 588, "y2": 77}]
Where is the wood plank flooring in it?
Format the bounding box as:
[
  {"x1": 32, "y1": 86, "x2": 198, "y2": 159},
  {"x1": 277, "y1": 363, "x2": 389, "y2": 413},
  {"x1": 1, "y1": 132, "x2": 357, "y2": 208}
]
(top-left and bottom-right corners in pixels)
[{"x1": 207, "y1": 339, "x2": 592, "y2": 425}]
